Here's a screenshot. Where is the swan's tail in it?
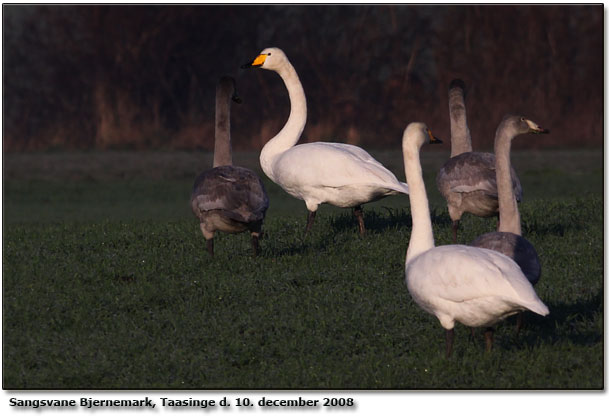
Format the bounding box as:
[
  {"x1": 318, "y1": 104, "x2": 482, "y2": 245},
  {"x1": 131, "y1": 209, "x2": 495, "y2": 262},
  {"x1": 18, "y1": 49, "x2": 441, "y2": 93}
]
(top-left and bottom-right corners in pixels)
[
  {"x1": 383, "y1": 182, "x2": 409, "y2": 195},
  {"x1": 397, "y1": 182, "x2": 409, "y2": 194},
  {"x1": 525, "y1": 299, "x2": 550, "y2": 317}
]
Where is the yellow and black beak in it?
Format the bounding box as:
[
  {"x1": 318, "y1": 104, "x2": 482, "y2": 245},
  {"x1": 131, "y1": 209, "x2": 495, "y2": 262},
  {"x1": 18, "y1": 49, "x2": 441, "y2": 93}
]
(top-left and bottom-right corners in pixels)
[
  {"x1": 241, "y1": 53, "x2": 267, "y2": 69},
  {"x1": 532, "y1": 126, "x2": 550, "y2": 134},
  {"x1": 524, "y1": 119, "x2": 550, "y2": 134},
  {"x1": 427, "y1": 129, "x2": 443, "y2": 144}
]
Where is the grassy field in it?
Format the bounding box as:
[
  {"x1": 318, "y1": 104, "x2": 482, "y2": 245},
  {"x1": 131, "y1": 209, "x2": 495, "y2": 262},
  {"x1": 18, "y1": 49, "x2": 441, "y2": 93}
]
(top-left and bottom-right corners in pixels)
[{"x1": 2, "y1": 149, "x2": 604, "y2": 389}]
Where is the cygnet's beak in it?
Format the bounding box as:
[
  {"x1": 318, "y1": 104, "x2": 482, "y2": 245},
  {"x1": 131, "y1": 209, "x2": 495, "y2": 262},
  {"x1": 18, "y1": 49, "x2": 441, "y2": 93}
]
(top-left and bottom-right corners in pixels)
[
  {"x1": 533, "y1": 126, "x2": 549, "y2": 134},
  {"x1": 525, "y1": 119, "x2": 550, "y2": 134}
]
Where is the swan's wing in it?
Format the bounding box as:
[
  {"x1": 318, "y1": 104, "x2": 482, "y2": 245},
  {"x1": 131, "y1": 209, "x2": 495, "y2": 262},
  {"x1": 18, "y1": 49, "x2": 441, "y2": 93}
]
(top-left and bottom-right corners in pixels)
[
  {"x1": 437, "y1": 152, "x2": 522, "y2": 201},
  {"x1": 315, "y1": 142, "x2": 402, "y2": 181},
  {"x1": 191, "y1": 166, "x2": 269, "y2": 222},
  {"x1": 407, "y1": 245, "x2": 547, "y2": 315},
  {"x1": 321, "y1": 142, "x2": 387, "y2": 167},
  {"x1": 274, "y1": 142, "x2": 408, "y2": 193},
  {"x1": 437, "y1": 152, "x2": 498, "y2": 197},
  {"x1": 479, "y1": 247, "x2": 547, "y2": 315}
]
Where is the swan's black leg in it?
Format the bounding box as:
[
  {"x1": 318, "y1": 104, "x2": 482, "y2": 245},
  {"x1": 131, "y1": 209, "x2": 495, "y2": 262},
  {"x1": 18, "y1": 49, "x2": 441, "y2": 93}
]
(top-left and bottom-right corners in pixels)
[
  {"x1": 305, "y1": 211, "x2": 317, "y2": 235},
  {"x1": 451, "y1": 220, "x2": 460, "y2": 243},
  {"x1": 515, "y1": 312, "x2": 524, "y2": 337},
  {"x1": 251, "y1": 235, "x2": 259, "y2": 257},
  {"x1": 353, "y1": 205, "x2": 366, "y2": 236},
  {"x1": 484, "y1": 327, "x2": 494, "y2": 353},
  {"x1": 446, "y1": 328, "x2": 455, "y2": 358},
  {"x1": 469, "y1": 327, "x2": 476, "y2": 342},
  {"x1": 206, "y1": 239, "x2": 214, "y2": 257}
]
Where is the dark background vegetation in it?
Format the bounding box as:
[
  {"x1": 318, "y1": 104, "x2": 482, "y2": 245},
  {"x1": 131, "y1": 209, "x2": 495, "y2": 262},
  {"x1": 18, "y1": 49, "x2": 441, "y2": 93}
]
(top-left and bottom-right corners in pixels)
[{"x1": 2, "y1": 4, "x2": 603, "y2": 152}]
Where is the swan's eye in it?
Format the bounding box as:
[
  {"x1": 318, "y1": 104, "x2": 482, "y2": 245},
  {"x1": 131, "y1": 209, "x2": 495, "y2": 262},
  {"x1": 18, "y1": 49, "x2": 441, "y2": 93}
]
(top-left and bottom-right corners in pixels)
[
  {"x1": 520, "y1": 117, "x2": 525, "y2": 121},
  {"x1": 267, "y1": 53, "x2": 272, "y2": 56}
]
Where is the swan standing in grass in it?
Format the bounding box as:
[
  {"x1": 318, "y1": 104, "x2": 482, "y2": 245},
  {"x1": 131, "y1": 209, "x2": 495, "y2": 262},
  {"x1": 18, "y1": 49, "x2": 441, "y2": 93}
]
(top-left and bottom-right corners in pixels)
[
  {"x1": 241, "y1": 47, "x2": 409, "y2": 236},
  {"x1": 191, "y1": 76, "x2": 269, "y2": 257},
  {"x1": 470, "y1": 115, "x2": 548, "y2": 333},
  {"x1": 402, "y1": 122, "x2": 549, "y2": 357},
  {"x1": 436, "y1": 79, "x2": 522, "y2": 242}
]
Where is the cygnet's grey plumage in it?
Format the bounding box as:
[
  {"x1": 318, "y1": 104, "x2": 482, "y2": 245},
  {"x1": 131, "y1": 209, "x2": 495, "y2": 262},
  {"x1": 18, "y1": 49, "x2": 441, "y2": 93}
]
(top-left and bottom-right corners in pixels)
[
  {"x1": 191, "y1": 76, "x2": 269, "y2": 256},
  {"x1": 192, "y1": 166, "x2": 268, "y2": 224},
  {"x1": 470, "y1": 115, "x2": 547, "y2": 333},
  {"x1": 471, "y1": 231, "x2": 541, "y2": 286},
  {"x1": 436, "y1": 80, "x2": 522, "y2": 242},
  {"x1": 447, "y1": 79, "x2": 472, "y2": 157}
]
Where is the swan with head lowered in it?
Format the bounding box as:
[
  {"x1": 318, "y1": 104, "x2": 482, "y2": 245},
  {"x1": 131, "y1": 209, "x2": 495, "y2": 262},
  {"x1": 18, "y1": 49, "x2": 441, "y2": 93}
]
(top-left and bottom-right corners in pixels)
[
  {"x1": 402, "y1": 122, "x2": 548, "y2": 357},
  {"x1": 241, "y1": 47, "x2": 408, "y2": 236},
  {"x1": 436, "y1": 79, "x2": 523, "y2": 242},
  {"x1": 191, "y1": 76, "x2": 269, "y2": 257},
  {"x1": 470, "y1": 115, "x2": 547, "y2": 333}
]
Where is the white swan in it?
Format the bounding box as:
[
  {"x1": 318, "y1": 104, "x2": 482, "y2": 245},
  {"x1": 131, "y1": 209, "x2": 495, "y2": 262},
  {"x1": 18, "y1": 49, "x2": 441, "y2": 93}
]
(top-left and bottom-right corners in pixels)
[
  {"x1": 402, "y1": 122, "x2": 548, "y2": 357},
  {"x1": 191, "y1": 76, "x2": 269, "y2": 256},
  {"x1": 436, "y1": 79, "x2": 522, "y2": 242},
  {"x1": 241, "y1": 47, "x2": 409, "y2": 235},
  {"x1": 470, "y1": 115, "x2": 547, "y2": 332}
]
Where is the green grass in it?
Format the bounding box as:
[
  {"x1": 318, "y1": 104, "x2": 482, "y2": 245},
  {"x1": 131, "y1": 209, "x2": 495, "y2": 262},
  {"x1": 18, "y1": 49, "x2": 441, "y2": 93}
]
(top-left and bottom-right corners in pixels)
[{"x1": 2, "y1": 150, "x2": 604, "y2": 389}]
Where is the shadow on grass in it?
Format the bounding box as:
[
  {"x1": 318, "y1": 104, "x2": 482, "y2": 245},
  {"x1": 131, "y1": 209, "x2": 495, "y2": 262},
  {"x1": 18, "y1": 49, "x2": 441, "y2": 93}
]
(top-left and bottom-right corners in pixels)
[
  {"x1": 260, "y1": 217, "x2": 318, "y2": 257},
  {"x1": 522, "y1": 220, "x2": 578, "y2": 237},
  {"x1": 328, "y1": 207, "x2": 453, "y2": 234},
  {"x1": 263, "y1": 230, "x2": 354, "y2": 258},
  {"x1": 262, "y1": 208, "x2": 456, "y2": 257},
  {"x1": 500, "y1": 290, "x2": 603, "y2": 350}
]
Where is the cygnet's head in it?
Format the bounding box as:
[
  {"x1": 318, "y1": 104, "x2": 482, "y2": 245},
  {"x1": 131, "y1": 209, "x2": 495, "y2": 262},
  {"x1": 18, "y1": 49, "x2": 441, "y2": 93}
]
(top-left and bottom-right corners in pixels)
[
  {"x1": 403, "y1": 122, "x2": 443, "y2": 151},
  {"x1": 498, "y1": 115, "x2": 549, "y2": 137},
  {"x1": 218, "y1": 76, "x2": 241, "y2": 104},
  {"x1": 241, "y1": 47, "x2": 288, "y2": 71},
  {"x1": 448, "y1": 78, "x2": 467, "y2": 97}
]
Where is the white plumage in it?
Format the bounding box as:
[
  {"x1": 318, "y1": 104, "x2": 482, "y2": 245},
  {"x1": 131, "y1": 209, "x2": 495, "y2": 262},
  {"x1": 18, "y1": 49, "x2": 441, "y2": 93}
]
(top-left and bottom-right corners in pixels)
[
  {"x1": 242, "y1": 47, "x2": 408, "y2": 235},
  {"x1": 402, "y1": 122, "x2": 548, "y2": 357},
  {"x1": 406, "y1": 245, "x2": 548, "y2": 329}
]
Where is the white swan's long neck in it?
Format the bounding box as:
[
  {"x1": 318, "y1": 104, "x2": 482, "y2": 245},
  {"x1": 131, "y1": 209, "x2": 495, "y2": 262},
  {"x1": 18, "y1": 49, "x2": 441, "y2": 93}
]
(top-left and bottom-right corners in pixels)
[
  {"x1": 259, "y1": 62, "x2": 307, "y2": 180},
  {"x1": 494, "y1": 127, "x2": 521, "y2": 235},
  {"x1": 448, "y1": 87, "x2": 472, "y2": 157},
  {"x1": 213, "y1": 85, "x2": 232, "y2": 168},
  {"x1": 404, "y1": 139, "x2": 435, "y2": 264}
]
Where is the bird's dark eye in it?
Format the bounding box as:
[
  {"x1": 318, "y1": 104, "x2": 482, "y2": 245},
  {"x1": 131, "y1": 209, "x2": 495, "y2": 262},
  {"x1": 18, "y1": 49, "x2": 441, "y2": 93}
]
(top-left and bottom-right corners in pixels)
[
  {"x1": 267, "y1": 53, "x2": 272, "y2": 56},
  {"x1": 520, "y1": 117, "x2": 525, "y2": 121}
]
